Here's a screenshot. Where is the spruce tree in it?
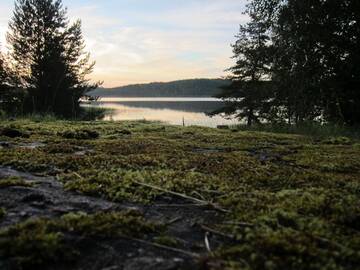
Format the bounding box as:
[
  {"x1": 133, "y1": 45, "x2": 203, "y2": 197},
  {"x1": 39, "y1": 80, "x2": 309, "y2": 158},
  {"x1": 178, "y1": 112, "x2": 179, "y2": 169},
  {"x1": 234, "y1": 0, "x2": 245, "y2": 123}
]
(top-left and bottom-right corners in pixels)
[
  {"x1": 212, "y1": 10, "x2": 272, "y2": 126},
  {"x1": 217, "y1": 0, "x2": 360, "y2": 126},
  {"x1": 7, "y1": 0, "x2": 99, "y2": 117}
]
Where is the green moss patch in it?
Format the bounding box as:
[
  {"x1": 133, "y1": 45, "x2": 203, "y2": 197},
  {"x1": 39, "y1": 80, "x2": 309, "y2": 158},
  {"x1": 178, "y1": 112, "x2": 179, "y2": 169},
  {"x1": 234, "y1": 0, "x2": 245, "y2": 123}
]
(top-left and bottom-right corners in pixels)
[
  {"x1": 0, "y1": 211, "x2": 162, "y2": 269},
  {"x1": 0, "y1": 208, "x2": 5, "y2": 219},
  {"x1": 0, "y1": 176, "x2": 33, "y2": 188}
]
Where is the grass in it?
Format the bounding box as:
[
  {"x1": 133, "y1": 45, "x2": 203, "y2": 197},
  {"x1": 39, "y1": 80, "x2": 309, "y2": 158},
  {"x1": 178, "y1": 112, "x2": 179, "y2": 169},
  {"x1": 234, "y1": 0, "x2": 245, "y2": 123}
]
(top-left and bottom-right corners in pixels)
[
  {"x1": 233, "y1": 122, "x2": 360, "y2": 139},
  {"x1": 0, "y1": 118, "x2": 359, "y2": 269}
]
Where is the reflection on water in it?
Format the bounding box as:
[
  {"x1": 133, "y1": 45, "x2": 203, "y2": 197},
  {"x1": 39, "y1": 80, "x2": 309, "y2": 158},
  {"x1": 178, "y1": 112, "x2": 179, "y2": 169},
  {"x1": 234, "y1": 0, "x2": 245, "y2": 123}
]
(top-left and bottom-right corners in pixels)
[{"x1": 86, "y1": 97, "x2": 240, "y2": 127}]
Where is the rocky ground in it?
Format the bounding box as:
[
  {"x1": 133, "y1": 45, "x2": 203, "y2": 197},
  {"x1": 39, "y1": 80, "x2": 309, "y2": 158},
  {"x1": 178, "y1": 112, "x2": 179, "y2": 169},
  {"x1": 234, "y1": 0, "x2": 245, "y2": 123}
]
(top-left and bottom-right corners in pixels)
[{"x1": 0, "y1": 119, "x2": 359, "y2": 270}]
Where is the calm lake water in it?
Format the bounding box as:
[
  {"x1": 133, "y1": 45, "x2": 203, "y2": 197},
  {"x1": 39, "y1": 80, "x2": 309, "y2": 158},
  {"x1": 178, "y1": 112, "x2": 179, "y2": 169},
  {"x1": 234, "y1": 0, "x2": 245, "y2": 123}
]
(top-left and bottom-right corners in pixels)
[{"x1": 85, "y1": 97, "x2": 240, "y2": 127}]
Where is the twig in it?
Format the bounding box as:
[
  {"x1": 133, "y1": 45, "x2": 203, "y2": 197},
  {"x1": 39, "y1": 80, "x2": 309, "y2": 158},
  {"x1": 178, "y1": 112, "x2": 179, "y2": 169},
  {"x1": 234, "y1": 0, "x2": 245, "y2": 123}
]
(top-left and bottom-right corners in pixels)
[
  {"x1": 204, "y1": 232, "x2": 212, "y2": 253},
  {"x1": 133, "y1": 180, "x2": 229, "y2": 213},
  {"x1": 308, "y1": 233, "x2": 346, "y2": 250},
  {"x1": 199, "y1": 224, "x2": 236, "y2": 239},
  {"x1": 73, "y1": 172, "x2": 84, "y2": 180},
  {"x1": 167, "y1": 217, "x2": 182, "y2": 225},
  {"x1": 124, "y1": 236, "x2": 200, "y2": 258},
  {"x1": 222, "y1": 221, "x2": 255, "y2": 228},
  {"x1": 192, "y1": 191, "x2": 206, "y2": 201},
  {"x1": 155, "y1": 204, "x2": 211, "y2": 208}
]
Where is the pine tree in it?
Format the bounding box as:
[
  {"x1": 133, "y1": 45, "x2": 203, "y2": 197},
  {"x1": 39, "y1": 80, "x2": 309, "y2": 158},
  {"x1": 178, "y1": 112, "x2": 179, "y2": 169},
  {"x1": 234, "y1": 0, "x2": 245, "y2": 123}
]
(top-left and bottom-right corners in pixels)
[
  {"x1": 7, "y1": 0, "x2": 99, "y2": 117},
  {"x1": 212, "y1": 9, "x2": 272, "y2": 126}
]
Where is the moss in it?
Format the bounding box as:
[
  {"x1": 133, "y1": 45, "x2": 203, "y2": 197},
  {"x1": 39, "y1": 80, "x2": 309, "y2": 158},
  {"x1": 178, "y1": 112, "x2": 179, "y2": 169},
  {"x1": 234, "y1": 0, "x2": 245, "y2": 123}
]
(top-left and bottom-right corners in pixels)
[
  {"x1": 322, "y1": 136, "x2": 352, "y2": 145},
  {"x1": 153, "y1": 235, "x2": 180, "y2": 247},
  {"x1": 58, "y1": 129, "x2": 99, "y2": 140},
  {"x1": 0, "y1": 211, "x2": 162, "y2": 269},
  {"x1": 0, "y1": 220, "x2": 69, "y2": 269},
  {"x1": 0, "y1": 176, "x2": 33, "y2": 188},
  {"x1": 0, "y1": 208, "x2": 5, "y2": 219},
  {"x1": 0, "y1": 119, "x2": 359, "y2": 269},
  {"x1": 58, "y1": 210, "x2": 162, "y2": 237}
]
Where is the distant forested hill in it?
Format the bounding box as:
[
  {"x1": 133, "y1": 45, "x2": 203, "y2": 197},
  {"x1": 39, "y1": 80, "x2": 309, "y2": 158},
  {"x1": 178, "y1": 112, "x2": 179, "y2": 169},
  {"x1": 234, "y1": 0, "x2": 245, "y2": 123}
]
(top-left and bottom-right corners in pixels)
[{"x1": 89, "y1": 79, "x2": 229, "y2": 97}]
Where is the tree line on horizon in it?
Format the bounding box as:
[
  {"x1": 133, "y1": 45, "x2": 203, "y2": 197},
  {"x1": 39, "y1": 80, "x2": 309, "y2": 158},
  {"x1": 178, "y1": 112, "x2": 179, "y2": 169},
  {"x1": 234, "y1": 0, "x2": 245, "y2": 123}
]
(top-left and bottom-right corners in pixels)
[
  {"x1": 0, "y1": 0, "x2": 99, "y2": 118},
  {"x1": 212, "y1": 0, "x2": 359, "y2": 126},
  {"x1": 90, "y1": 79, "x2": 228, "y2": 97}
]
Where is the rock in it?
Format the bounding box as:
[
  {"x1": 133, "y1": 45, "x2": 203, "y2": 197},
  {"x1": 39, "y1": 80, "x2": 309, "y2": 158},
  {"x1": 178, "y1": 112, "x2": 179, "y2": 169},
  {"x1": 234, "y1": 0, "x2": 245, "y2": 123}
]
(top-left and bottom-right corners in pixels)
[
  {"x1": 124, "y1": 257, "x2": 179, "y2": 270},
  {"x1": 101, "y1": 266, "x2": 121, "y2": 270},
  {"x1": 21, "y1": 193, "x2": 47, "y2": 203},
  {"x1": 0, "y1": 142, "x2": 12, "y2": 149},
  {"x1": 0, "y1": 127, "x2": 30, "y2": 138}
]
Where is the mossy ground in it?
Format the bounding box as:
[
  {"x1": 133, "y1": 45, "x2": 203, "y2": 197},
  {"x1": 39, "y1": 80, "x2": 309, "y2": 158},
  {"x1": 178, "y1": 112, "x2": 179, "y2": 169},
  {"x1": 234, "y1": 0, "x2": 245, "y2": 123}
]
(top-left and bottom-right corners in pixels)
[
  {"x1": 0, "y1": 211, "x2": 161, "y2": 269},
  {"x1": 0, "y1": 176, "x2": 33, "y2": 188},
  {"x1": 0, "y1": 119, "x2": 359, "y2": 269}
]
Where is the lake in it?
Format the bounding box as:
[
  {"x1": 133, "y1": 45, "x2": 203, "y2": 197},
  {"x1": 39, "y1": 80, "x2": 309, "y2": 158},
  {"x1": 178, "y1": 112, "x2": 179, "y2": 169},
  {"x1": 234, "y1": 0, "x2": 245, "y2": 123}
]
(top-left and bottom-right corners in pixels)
[{"x1": 85, "y1": 97, "x2": 240, "y2": 127}]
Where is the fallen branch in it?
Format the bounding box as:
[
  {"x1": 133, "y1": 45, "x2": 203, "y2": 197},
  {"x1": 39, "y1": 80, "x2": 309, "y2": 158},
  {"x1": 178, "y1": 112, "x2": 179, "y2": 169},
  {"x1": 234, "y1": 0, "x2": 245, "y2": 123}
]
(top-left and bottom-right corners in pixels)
[
  {"x1": 222, "y1": 221, "x2": 255, "y2": 228},
  {"x1": 133, "y1": 180, "x2": 229, "y2": 213}
]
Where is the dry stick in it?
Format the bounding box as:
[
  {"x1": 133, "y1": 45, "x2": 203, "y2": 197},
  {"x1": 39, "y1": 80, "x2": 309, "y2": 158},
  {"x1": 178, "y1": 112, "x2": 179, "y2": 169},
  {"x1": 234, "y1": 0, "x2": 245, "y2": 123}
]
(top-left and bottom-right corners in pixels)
[
  {"x1": 167, "y1": 217, "x2": 182, "y2": 225},
  {"x1": 199, "y1": 224, "x2": 236, "y2": 240},
  {"x1": 124, "y1": 236, "x2": 200, "y2": 258},
  {"x1": 204, "y1": 232, "x2": 212, "y2": 253},
  {"x1": 73, "y1": 172, "x2": 84, "y2": 180},
  {"x1": 155, "y1": 203, "x2": 211, "y2": 208},
  {"x1": 133, "y1": 180, "x2": 229, "y2": 213},
  {"x1": 222, "y1": 221, "x2": 255, "y2": 228}
]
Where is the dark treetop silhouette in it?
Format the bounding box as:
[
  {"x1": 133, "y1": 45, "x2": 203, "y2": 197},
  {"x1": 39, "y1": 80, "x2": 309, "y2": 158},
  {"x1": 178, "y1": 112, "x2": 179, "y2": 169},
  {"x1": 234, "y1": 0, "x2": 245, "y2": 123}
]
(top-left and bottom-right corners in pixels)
[
  {"x1": 4, "y1": 0, "x2": 100, "y2": 117},
  {"x1": 214, "y1": 0, "x2": 360, "y2": 126}
]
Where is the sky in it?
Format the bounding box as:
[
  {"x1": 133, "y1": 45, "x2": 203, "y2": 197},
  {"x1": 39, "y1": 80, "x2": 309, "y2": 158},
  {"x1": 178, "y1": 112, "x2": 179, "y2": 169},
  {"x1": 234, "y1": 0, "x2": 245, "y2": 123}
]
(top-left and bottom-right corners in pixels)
[{"x1": 0, "y1": 0, "x2": 249, "y2": 87}]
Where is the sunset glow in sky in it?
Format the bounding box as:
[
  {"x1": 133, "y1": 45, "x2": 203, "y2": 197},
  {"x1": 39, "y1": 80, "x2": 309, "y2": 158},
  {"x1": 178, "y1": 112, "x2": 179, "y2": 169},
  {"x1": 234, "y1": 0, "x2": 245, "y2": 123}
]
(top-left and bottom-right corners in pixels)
[{"x1": 0, "y1": 0, "x2": 248, "y2": 87}]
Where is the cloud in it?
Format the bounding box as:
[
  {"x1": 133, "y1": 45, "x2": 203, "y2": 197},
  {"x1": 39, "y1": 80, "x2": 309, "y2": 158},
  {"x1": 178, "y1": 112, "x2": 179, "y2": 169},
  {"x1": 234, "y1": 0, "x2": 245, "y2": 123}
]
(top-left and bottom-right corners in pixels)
[{"x1": 1, "y1": 0, "x2": 248, "y2": 87}]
